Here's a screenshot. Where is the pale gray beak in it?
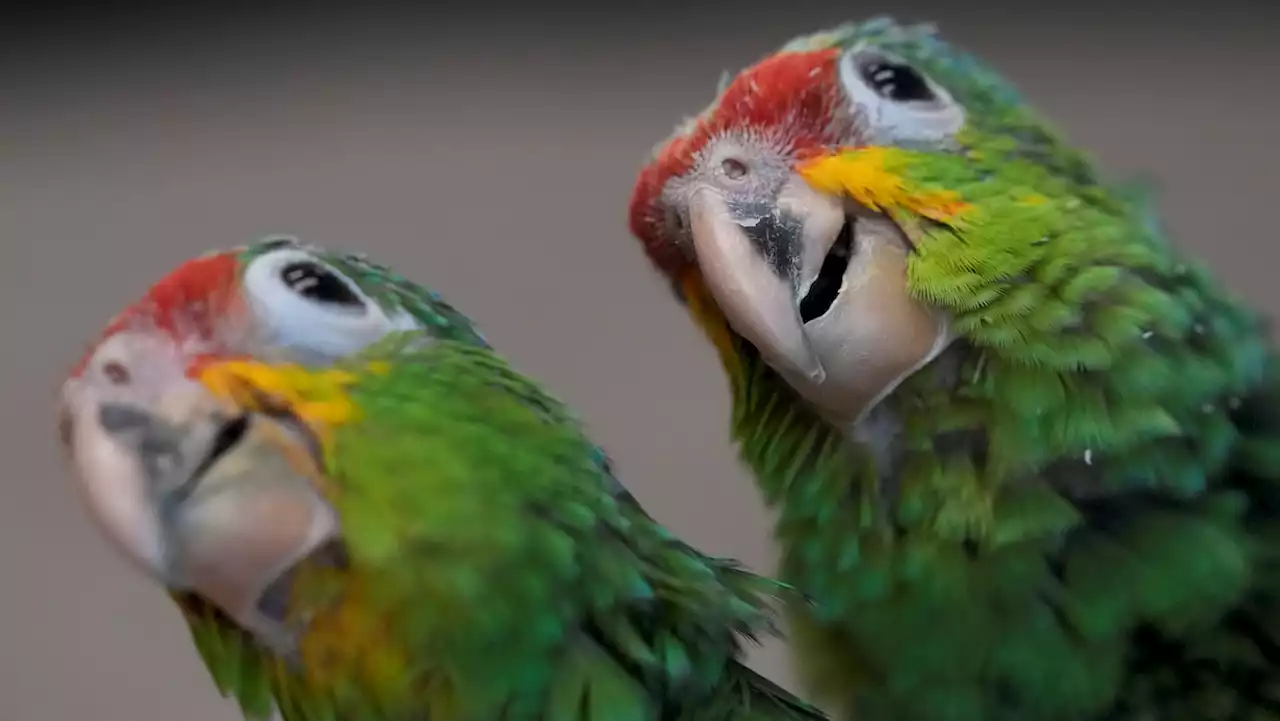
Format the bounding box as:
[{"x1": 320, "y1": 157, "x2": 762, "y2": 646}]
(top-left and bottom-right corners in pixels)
[
  {"x1": 685, "y1": 171, "x2": 952, "y2": 423},
  {"x1": 687, "y1": 173, "x2": 847, "y2": 386},
  {"x1": 65, "y1": 377, "x2": 338, "y2": 643}
]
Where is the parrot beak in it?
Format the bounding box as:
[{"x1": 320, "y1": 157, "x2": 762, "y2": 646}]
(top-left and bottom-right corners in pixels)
[
  {"x1": 60, "y1": 352, "x2": 339, "y2": 642},
  {"x1": 687, "y1": 170, "x2": 951, "y2": 423},
  {"x1": 687, "y1": 174, "x2": 843, "y2": 385}
]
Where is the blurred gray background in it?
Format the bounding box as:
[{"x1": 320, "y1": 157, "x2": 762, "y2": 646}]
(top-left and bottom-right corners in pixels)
[{"x1": 3, "y1": 3, "x2": 1279, "y2": 719}]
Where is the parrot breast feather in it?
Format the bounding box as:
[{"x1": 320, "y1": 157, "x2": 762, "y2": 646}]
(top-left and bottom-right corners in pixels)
[{"x1": 184, "y1": 333, "x2": 827, "y2": 721}]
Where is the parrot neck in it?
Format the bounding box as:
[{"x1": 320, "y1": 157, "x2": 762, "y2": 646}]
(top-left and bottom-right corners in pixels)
[
  {"x1": 172, "y1": 553, "x2": 428, "y2": 721},
  {"x1": 722, "y1": 340, "x2": 874, "y2": 516},
  {"x1": 718, "y1": 252, "x2": 1271, "y2": 555}
]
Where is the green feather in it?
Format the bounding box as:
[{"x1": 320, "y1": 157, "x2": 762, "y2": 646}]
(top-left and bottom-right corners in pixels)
[
  {"x1": 167, "y1": 240, "x2": 827, "y2": 721},
  {"x1": 669, "y1": 17, "x2": 1280, "y2": 721}
]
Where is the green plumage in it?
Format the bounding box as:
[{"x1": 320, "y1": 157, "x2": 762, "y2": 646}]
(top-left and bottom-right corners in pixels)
[
  {"x1": 699, "y1": 19, "x2": 1280, "y2": 721},
  {"x1": 174, "y1": 239, "x2": 826, "y2": 721}
]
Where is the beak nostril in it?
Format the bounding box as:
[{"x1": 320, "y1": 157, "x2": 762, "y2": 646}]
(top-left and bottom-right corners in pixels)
[
  {"x1": 721, "y1": 158, "x2": 749, "y2": 180},
  {"x1": 102, "y1": 361, "x2": 131, "y2": 385}
]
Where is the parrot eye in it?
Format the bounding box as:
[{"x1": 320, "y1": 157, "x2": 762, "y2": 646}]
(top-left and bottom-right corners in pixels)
[
  {"x1": 859, "y1": 58, "x2": 935, "y2": 103},
  {"x1": 837, "y1": 46, "x2": 965, "y2": 147},
  {"x1": 242, "y1": 247, "x2": 420, "y2": 361},
  {"x1": 279, "y1": 261, "x2": 363, "y2": 308}
]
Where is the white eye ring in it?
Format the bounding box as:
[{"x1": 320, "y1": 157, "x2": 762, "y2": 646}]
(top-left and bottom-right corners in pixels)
[
  {"x1": 837, "y1": 44, "x2": 965, "y2": 147},
  {"x1": 242, "y1": 247, "x2": 417, "y2": 361}
]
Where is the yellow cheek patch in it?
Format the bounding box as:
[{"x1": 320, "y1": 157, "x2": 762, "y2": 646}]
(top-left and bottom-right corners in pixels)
[
  {"x1": 797, "y1": 147, "x2": 970, "y2": 222},
  {"x1": 679, "y1": 269, "x2": 743, "y2": 380},
  {"x1": 196, "y1": 359, "x2": 389, "y2": 434}
]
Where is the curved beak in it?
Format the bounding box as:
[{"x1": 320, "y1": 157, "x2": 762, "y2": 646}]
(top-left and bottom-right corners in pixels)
[
  {"x1": 63, "y1": 358, "x2": 337, "y2": 641},
  {"x1": 687, "y1": 173, "x2": 847, "y2": 386}
]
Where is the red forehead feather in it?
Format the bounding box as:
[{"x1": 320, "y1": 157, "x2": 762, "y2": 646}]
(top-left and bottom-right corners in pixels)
[
  {"x1": 68, "y1": 252, "x2": 241, "y2": 378},
  {"x1": 627, "y1": 48, "x2": 843, "y2": 277}
]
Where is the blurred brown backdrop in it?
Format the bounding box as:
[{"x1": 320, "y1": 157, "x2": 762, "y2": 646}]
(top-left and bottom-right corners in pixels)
[{"x1": 2, "y1": 3, "x2": 1279, "y2": 720}]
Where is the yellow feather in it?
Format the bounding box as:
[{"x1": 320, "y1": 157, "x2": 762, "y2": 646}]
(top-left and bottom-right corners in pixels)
[
  {"x1": 797, "y1": 147, "x2": 971, "y2": 222},
  {"x1": 195, "y1": 360, "x2": 373, "y2": 431},
  {"x1": 679, "y1": 268, "x2": 744, "y2": 382}
]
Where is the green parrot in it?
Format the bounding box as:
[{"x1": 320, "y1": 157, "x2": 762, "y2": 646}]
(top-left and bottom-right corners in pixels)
[
  {"x1": 56, "y1": 236, "x2": 827, "y2": 721},
  {"x1": 626, "y1": 16, "x2": 1280, "y2": 721}
]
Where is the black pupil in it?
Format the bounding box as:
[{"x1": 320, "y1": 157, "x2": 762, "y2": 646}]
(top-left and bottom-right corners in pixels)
[
  {"x1": 861, "y1": 59, "x2": 935, "y2": 103},
  {"x1": 280, "y1": 261, "x2": 363, "y2": 307}
]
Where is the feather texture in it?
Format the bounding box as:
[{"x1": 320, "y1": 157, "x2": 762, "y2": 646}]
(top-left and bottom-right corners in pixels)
[
  {"x1": 161, "y1": 239, "x2": 827, "y2": 721},
  {"x1": 629, "y1": 16, "x2": 1280, "y2": 721}
]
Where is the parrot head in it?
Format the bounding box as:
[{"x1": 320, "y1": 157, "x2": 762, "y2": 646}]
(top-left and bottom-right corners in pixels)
[
  {"x1": 628, "y1": 17, "x2": 1113, "y2": 425},
  {"x1": 56, "y1": 236, "x2": 483, "y2": 645}
]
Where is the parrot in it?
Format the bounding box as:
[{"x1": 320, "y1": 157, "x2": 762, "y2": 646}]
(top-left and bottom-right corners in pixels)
[
  {"x1": 55, "y1": 236, "x2": 829, "y2": 721},
  {"x1": 626, "y1": 16, "x2": 1280, "y2": 721}
]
